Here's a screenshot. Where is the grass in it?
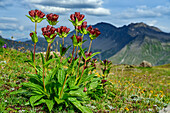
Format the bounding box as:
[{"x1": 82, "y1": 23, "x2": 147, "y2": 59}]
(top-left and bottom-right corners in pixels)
[{"x1": 0, "y1": 48, "x2": 169, "y2": 112}]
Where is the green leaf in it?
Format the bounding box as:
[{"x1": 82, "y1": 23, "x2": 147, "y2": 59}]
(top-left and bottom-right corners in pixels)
[
  {"x1": 44, "y1": 58, "x2": 58, "y2": 67},
  {"x1": 26, "y1": 15, "x2": 35, "y2": 22},
  {"x1": 40, "y1": 53, "x2": 45, "y2": 65},
  {"x1": 34, "y1": 99, "x2": 45, "y2": 106},
  {"x1": 10, "y1": 89, "x2": 27, "y2": 95},
  {"x1": 37, "y1": 18, "x2": 45, "y2": 23},
  {"x1": 54, "y1": 97, "x2": 65, "y2": 104},
  {"x1": 57, "y1": 69, "x2": 65, "y2": 85},
  {"x1": 68, "y1": 98, "x2": 92, "y2": 113},
  {"x1": 30, "y1": 95, "x2": 44, "y2": 107},
  {"x1": 89, "y1": 81, "x2": 98, "y2": 90},
  {"x1": 30, "y1": 31, "x2": 38, "y2": 43},
  {"x1": 45, "y1": 99, "x2": 54, "y2": 112},
  {"x1": 78, "y1": 45, "x2": 86, "y2": 60},
  {"x1": 72, "y1": 34, "x2": 78, "y2": 47},
  {"x1": 86, "y1": 52, "x2": 100, "y2": 60}
]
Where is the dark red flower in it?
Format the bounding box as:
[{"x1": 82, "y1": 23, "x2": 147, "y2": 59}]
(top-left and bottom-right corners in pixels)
[
  {"x1": 62, "y1": 46, "x2": 66, "y2": 53},
  {"x1": 101, "y1": 79, "x2": 107, "y2": 84},
  {"x1": 78, "y1": 21, "x2": 87, "y2": 30},
  {"x1": 103, "y1": 59, "x2": 111, "y2": 65},
  {"x1": 70, "y1": 12, "x2": 85, "y2": 22},
  {"x1": 29, "y1": 32, "x2": 37, "y2": 37},
  {"x1": 46, "y1": 13, "x2": 59, "y2": 22},
  {"x1": 41, "y1": 25, "x2": 57, "y2": 39},
  {"x1": 56, "y1": 26, "x2": 70, "y2": 35},
  {"x1": 82, "y1": 51, "x2": 92, "y2": 62},
  {"x1": 71, "y1": 35, "x2": 82, "y2": 43},
  {"x1": 87, "y1": 26, "x2": 101, "y2": 38},
  {"x1": 29, "y1": 9, "x2": 45, "y2": 18}
]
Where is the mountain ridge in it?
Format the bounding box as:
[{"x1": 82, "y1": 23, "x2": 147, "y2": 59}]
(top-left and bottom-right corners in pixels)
[{"x1": 0, "y1": 22, "x2": 170, "y2": 65}]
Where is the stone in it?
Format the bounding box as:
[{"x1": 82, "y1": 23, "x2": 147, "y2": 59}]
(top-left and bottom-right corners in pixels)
[{"x1": 139, "y1": 60, "x2": 152, "y2": 67}]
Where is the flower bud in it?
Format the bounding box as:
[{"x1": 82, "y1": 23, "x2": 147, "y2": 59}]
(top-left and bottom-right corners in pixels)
[
  {"x1": 83, "y1": 87, "x2": 87, "y2": 92},
  {"x1": 101, "y1": 79, "x2": 107, "y2": 84}
]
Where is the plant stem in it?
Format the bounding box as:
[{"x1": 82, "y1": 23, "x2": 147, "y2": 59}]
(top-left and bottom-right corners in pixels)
[
  {"x1": 62, "y1": 38, "x2": 64, "y2": 46},
  {"x1": 59, "y1": 74, "x2": 68, "y2": 99},
  {"x1": 43, "y1": 67, "x2": 46, "y2": 92},
  {"x1": 76, "y1": 33, "x2": 84, "y2": 82},
  {"x1": 33, "y1": 43, "x2": 37, "y2": 74},
  {"x1": 70, "y1": 46, "x2": 75, "y2": 64},
  {"x1": 75, "y1": 46, "x2": 78, "y2": 58},
  {"x1": 77, "y1": 60, "x2": 86, "y2": 86},
  {"x1": 34, "y1": 22, "x2": 37, "y2": 74},
  {"x1": 88, "y1": 40, "x2": 92, "y2": 53}
]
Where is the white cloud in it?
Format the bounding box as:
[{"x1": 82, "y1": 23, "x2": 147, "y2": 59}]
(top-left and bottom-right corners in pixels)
[
  {"x1": 0, "y1": 23, "x2": 24, "y2": 31},
  {"x1": 147, "y1": 20, "x2": 157, "y2": 26},
  {"x1": 33, "y1": 4, "x2": 71, "y2": 14},
  {"x1": 116, "y1": 5, "x2": 170, "y2": 19},
  {"x1": 0, "y1": 17, "x2": 18, "y2": 22},
  {"x1": 24, "y1": 0, "x2": 109, "y2": 16},
  {"x1": 19, "y1": 25, "x2": 24, "y2": 31},
  {"x1": 82, "y1": 7, "x2": 111, "y2": 16}
]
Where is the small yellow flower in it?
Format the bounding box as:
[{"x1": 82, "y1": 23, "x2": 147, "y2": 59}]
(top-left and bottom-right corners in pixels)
[
  {"x1": 160, "y1": 91, "x2": 163, "y2": 94},
  {"x1": 133, "y1": 75, "x2": 135, "y2": 76},
  {"x1": 132, "y1": 84, "x2": 134, "y2": 86},
  {"x1": 118, "y1": 81, "x2": 120, "y2": 83},
  {"x1": 63, "y1": 66, "x2": 68, "y2": 69},
  {"x1": 154, "y1": 94, "x2": 157, "y2": 97},
  {"x1": 102, "y1": 74, "x2": 105, "y2": 77},
  {"x1": 150, "y1": 90, "x2": 153, "y2": 93},
  {"x1": 141, "y1": 91, "x2": 144, "y2": 94},
  {"x1": 139, "y1": 86, "x2": 141, "y2": 89},
  {"x1": 125, "y1": 107, "x2": 129, "y2": 111},
  {"x1": 95, "y1": 73, "x2": 100, "y2": 77},
  {"x1": 160, "y1": 95, "x2": 164, "y2": 98}
]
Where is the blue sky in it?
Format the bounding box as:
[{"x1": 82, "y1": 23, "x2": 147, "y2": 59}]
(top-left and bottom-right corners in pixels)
[{"x1": 0, "y1": 0, "x2": 170, "y2": 40}]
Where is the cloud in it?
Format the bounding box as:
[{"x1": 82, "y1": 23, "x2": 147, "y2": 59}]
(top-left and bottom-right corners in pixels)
[
  {"x1": 24, "y1": 0, "x2": 109, "y2": 16},
  {"x1": 0, "y1": 23, "x2": 24, "y2": 31},
  {"x1": 33, "y1": 4, "x2": 71, "y2": 14},
  {"x1": 82, "y1": 7, "x2": 111, "y2": 16},
  {"x1": 116, "y1": 5, "x2": 170, "y2": 19},
  {"x1": 0, "y1": 30, "x2": 2, "y2": 34},
  {"x1": 147, "y1": 20, "x2": 157, "y2": 26},
  {"x1": 0, "y1": 17, "x2": 18, "y2": 23}
]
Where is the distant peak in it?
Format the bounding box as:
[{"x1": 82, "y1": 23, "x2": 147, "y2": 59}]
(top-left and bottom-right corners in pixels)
[
  {"x1": 94, "y1": 22, "x2": 117, "y2": 28},
  {"x1": 128, "y1": 22, "x2": 162, "y2": 32}
]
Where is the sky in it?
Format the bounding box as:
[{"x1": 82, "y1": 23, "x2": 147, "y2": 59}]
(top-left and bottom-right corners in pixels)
[{"x1": 0, "y1": 0, "x2": 170, "y2": 40}]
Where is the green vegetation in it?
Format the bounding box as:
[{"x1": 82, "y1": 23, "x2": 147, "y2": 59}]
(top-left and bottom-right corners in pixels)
[
  {"x1": 109, "y1": 36, "x2": 170, "y2": 66},
  {"x1": 0, "y1": 48, "x2": 169, "y2": 112}
]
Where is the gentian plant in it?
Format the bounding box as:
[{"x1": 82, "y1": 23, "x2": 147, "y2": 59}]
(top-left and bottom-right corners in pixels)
[{"x1": 10, "y1": 10, "x2": 115, "y2": 113}]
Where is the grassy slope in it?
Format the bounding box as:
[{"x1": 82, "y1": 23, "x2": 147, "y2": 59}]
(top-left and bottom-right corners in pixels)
[
  {"x1": 109, "y1": 36, "x2": 170, "y2": 66},
  {"x1": 0, "y1": 48, "x2": 169, "y2": 112}
]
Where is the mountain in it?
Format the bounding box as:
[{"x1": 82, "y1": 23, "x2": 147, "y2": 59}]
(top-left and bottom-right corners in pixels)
[
  {"x1": 108, "y1": 22, "x2": 170, "y2": 65},
  {"x1": 1, "y1": 22, "x2": 170, "y2": 65}
]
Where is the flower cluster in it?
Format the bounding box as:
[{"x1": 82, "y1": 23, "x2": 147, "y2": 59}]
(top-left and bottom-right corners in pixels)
[
  {"x1": 70, "y1": 12, "x2": 85, "y2": 22},
  {"x1": 27, "y1": 9, "x2": 45, "y2": 23},
  {"x1": 82, "y1": 51, "x2": 92, "y2": 62},
  {"x1": 69, "y1": 12, "x2": 85, "y2": 27},
  {"x1": 71, "y1": 35, "x2": 82, "y2": 43},
  {"x1": 46, "y1": 13, "x2": 59, "y2": 26},
  {"x1": 77, "y1": 21, "x2": 88, "y2": 34},
  {"x1": 29, "y1": 9, "x2": 45, "y2": 18},
  {"x1": 41, "y1": 25, "x2": 57, "y2": 43},
  {"x1": 56, "y1": 26, "x2": 70, "y2": 38},
  {"x1": 103, "y1": 59, "x2": 111, "y2": 65},
  {"x1": 87, "y1": 26, "x2": 101, "y2": 40}
]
